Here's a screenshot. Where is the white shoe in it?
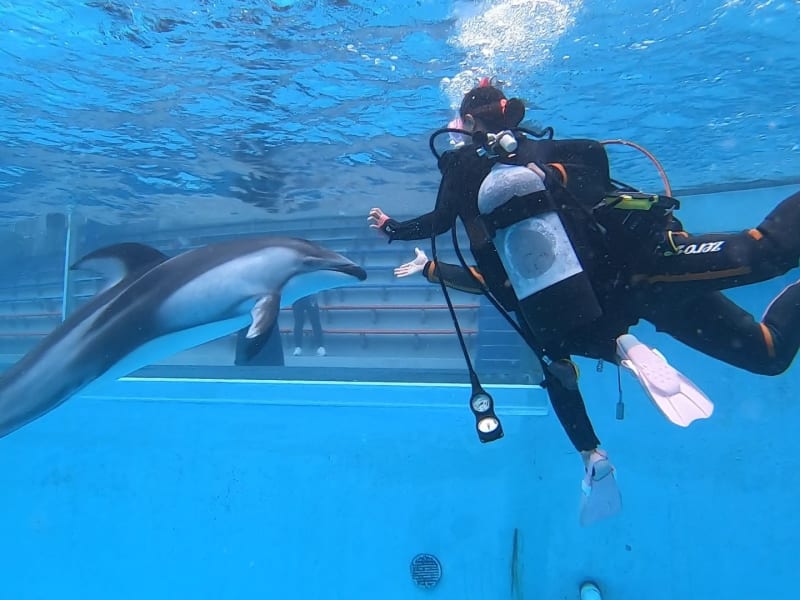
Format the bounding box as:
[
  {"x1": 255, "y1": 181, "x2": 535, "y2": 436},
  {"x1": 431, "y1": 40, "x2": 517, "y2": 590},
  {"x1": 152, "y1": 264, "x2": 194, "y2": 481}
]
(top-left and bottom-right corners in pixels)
[
  {"x1": 293, "y1": 347, "x2": 302, "y2": 356},
  {"x1": 316, "y1": 346, "x2": 326, "y2": 357}
]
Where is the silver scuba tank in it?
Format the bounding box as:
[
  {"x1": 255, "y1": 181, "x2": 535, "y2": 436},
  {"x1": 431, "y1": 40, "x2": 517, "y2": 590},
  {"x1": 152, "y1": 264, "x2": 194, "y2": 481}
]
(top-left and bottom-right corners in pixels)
[{"x1": 477, "y1": 162, "x2": 602, "y2": 339}]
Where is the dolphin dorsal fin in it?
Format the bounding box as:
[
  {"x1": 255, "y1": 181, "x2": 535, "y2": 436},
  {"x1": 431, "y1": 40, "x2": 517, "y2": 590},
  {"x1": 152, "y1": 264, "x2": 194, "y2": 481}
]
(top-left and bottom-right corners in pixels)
[{"x1": 71, "y1": 242, "x2": 170, "y2": 289}]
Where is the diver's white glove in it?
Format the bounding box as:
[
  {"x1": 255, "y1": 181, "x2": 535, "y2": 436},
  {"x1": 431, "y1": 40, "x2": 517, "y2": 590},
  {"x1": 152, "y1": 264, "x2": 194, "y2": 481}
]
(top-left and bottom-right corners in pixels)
[{"x1": 393, "y1": 247, "x2": 429, "y2": 278}]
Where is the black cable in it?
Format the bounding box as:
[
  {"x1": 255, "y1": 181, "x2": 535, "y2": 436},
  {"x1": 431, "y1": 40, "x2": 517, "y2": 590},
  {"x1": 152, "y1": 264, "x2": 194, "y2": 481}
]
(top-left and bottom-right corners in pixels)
[{"x1": 430, "y1": 216, "x2": 480, "y2": 383}]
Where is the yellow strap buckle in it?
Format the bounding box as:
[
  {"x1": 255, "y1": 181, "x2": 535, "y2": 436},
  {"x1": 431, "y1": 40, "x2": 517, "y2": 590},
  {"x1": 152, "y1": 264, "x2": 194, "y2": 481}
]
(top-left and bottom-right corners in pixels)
[{"x1": 608, "y1": 193, "x2": 659, "y2": 211}]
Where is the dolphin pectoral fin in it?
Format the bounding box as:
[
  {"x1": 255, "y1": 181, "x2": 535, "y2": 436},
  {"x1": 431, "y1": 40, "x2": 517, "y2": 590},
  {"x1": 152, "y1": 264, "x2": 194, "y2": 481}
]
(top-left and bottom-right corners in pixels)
[
  {"x1": 71, "y1": 242, "x2": 170, "y2": 289},
  {"x1": 246, "y1": 294, "x2": 281, "y2": 338}
]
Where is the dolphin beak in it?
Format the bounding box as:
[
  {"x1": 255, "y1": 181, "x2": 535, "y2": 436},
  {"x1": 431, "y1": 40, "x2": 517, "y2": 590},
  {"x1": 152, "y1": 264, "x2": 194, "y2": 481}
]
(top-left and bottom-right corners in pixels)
[
  {"x1": 315, "y1": 249, "x2": 368, "y2": 282},
  {"x1": 338, "y1": 262, "x2": 368, "y2": 281}
]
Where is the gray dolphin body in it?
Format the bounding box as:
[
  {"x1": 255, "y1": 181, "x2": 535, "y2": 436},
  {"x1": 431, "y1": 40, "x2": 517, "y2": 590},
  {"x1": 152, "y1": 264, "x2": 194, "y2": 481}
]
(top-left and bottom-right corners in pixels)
[{"x1": 0, "y1": 236, "x2": 367, "y2": 440}]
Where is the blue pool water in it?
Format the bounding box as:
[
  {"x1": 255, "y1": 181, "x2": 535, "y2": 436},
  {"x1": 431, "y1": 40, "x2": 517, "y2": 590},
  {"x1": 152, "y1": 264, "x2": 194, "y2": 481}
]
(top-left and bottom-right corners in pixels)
[
  {"x1": 0, "y1": 1, "x2": 799, "y2": 599},
  {"x1": 1, "y1": 0, "x2": 798, "y2": 222}
]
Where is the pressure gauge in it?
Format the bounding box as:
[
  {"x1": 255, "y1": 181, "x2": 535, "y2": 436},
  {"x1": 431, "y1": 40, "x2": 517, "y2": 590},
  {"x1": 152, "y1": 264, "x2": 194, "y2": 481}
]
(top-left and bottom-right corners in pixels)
[{"x1": 471, "y1": 393, "x2": 492, "y2": 414}]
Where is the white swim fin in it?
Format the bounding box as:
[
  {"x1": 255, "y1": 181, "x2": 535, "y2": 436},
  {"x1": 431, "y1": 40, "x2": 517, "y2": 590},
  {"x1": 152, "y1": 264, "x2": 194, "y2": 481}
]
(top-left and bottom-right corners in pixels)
[
  {"x1": 616, "y1": 334, "x2": 714, "y2": 427},
  {"x1": 579, "y1": 450, "x2": 622, "y2": 527}
]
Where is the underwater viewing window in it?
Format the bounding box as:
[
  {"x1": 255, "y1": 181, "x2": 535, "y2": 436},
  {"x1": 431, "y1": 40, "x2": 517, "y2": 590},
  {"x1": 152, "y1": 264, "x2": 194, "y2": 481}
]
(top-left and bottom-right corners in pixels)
[{"x1": 0, "y1": 210, "x2": 544, "y2": 390}]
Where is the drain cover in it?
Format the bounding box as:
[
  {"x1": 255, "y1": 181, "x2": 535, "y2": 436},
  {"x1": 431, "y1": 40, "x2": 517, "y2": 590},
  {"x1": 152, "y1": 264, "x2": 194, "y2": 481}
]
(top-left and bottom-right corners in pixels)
[{"x1": 410, "y1": 553, "x2": 442, "y2": 589}]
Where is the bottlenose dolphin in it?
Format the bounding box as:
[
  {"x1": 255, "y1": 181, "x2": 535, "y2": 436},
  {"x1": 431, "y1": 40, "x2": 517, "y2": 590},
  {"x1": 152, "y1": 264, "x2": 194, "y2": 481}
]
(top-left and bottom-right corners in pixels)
[{"x1": 0, "y1": 236, "x2": 367, "y2": 439}]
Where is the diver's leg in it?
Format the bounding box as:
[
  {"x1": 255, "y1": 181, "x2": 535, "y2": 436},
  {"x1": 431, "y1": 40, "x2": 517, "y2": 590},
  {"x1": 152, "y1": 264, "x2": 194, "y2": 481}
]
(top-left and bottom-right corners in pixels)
[
  {"x1": 518, "y1": 309, "x2": 602, "y2": 452},
  {"x1": 635, "y1": 190, "x2": 800, "y2": 292},
  {"x1": 759, "y1": 281, "x2": 800, "y2": 372},
  {"x1": 758, "y1": 189, "x2": 800, "y2": 255},
  {"x1": 543, "y1": 364, "x2": 601, "y2": 452},
  {"x1": 543, "y1": 363, "x2": 623, "y2": 525},
  {"x1": 642, "y1": 287, "x2": 800, "y2": 375}
]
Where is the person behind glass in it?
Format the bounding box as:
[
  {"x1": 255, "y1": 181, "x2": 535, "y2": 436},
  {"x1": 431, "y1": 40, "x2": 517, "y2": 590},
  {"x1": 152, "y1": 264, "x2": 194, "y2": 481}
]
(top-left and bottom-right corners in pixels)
[
  {"x1": 292, "y1": 293, "x2": 326, "y2": 357},
  {"x1": 234, "y1": 322, "x2": 285, "y2": 366},
  {"x1": 367, "y1": 78, "x2": 800, "y2": 524}
]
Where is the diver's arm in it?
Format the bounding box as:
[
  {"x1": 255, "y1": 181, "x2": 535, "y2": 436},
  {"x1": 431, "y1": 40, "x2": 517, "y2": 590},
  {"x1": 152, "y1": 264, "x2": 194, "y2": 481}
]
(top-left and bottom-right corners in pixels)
[
  {"x1": 393, "y1": 248, "x2": 485, "y2": 295},
  {"x1": 423, "y1": 260, "x2": 485, "y2": 295},
  {"x1": 377, "y1": 209, "x2": 453, "y2": 242},
  {"x1": 369, "y1": 185, "x2": 455, "y2": 241},
  {"x1": 368, "y1": 156, "x2": 463, "y2": 242}
]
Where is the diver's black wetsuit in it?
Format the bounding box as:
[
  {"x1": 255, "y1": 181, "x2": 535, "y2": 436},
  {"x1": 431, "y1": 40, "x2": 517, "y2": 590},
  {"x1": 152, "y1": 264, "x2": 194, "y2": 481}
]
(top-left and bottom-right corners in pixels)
[{"x1": 380, "y1": 135, "x2": 800, "y2": 452}]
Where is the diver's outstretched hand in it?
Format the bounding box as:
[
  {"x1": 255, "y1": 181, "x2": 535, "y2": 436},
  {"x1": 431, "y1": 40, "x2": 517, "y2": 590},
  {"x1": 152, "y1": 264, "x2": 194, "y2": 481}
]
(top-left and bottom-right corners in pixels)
[
  {"x1": 367, "y1": 207, "x2": 391, "y2": 233},
  {"x1": 394, "y1": 247, "x2": 429, "y2": 278}
]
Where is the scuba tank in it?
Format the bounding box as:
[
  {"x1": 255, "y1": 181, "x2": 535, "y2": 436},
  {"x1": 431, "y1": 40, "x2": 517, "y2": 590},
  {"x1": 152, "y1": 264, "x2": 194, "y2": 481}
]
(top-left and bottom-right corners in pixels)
[{"x1": 476, "y1": 162, "x2": 603, "y2": 342}]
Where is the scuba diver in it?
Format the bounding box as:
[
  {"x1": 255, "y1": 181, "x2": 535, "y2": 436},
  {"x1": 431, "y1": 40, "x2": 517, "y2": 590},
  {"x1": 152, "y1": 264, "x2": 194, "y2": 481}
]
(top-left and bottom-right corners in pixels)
[{"x1": 367, "y1": 78, "x2": 800, "y2": 525}]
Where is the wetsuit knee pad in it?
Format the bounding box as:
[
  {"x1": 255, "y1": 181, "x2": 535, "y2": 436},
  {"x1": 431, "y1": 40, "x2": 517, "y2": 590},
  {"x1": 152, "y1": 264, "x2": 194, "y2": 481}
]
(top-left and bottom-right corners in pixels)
[
  {"x1": 749, "y1": 226, "x2": 800, "y2": 272},
  {"x1": 758, "y1": 192, "x2": 800, "y2": 258},
  {"x1": 545, "y1": 359, "x2": 580, "y2": 391}
]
